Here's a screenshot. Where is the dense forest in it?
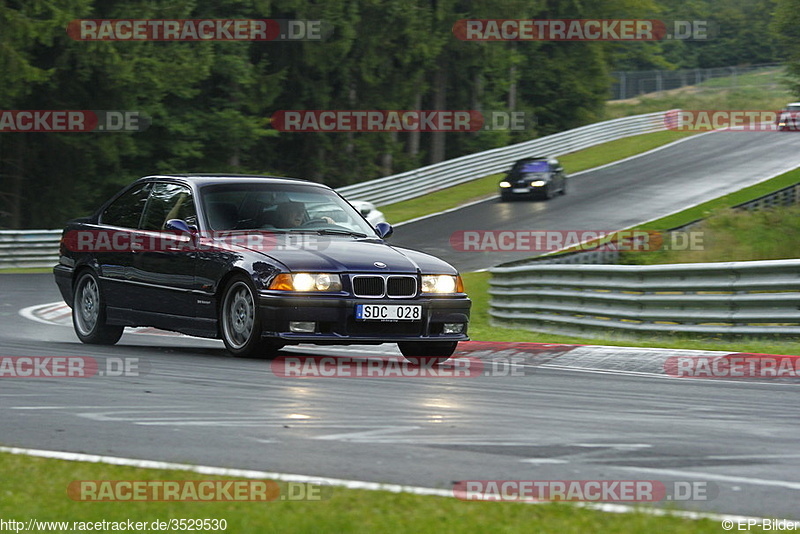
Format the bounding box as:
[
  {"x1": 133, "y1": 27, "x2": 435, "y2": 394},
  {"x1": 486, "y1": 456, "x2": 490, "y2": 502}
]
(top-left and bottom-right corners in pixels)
[{"x1": 1, "y1": 0, "x2": 798, "y2": 228}]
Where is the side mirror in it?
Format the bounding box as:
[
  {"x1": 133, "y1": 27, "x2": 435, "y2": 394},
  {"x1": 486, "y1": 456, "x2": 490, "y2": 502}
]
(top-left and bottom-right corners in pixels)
[
  {"x1": 375, "y1": 222, "x2": 393, "y2": 239},
  {"x1": 360, "y1": 207, "x2": 372, "y2": 216},
  {"x1": 165, "y1": 219, "x2": 197, "y2": 236}
]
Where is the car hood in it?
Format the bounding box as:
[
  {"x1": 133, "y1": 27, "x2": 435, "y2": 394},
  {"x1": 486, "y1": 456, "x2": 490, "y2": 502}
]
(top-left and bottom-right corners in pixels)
[{"x1": 231, "y1": 235, "x2": 458, "y2": 274}]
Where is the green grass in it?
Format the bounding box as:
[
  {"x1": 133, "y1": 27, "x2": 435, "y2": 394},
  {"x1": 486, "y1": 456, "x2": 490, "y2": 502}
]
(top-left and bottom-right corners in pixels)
[
  {"x1": 461, "y1": 271, "x2": 800, "y2": 356},
  {"x1": 381, "y1": 130, "x2": 696, "y2": 224},
  {"x1": 622, "y1": 205, "x2": 800, "y2": 265},
  {"x1": 0, "y1": 451, "x2": 740, "y2": 533},
  {"x1": 0, "y1": 267, "x2": 51, "y2": 274},
  {"x1": 605, "y1": 67, "x2": 793, "y2": 120}
]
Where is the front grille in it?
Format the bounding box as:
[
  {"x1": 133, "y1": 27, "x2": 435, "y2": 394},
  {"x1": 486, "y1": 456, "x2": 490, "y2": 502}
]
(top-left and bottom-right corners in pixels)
[
  {"x1": 351, "y1": 275, "x2": 417, "y2": 298},
  {"x1": 352, "y1": 276, "x2": 384, "y2": 297},
  {"x1": 387, "y1": 276, "x2": 416, "y2": 297}
]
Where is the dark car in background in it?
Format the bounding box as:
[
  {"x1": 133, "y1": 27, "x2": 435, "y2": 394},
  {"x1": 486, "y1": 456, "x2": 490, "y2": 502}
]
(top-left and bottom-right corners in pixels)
[
  {"x1": 499, "y1": 157, "x2": 567, "y2": 200},
  {"x1": 53, "y1": 174, "x2": 470, "y2": 362},
  {"x1": 777, "y1": 102, "x2": 800, "y2": 131}
]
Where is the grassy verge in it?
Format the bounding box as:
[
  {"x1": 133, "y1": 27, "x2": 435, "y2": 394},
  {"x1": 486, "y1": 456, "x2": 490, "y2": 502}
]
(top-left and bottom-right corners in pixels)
[
  {"x1": 381, "y1": 130, "x2": 696, "y2": 224},
  {"x1": 622, "y1": 205, "x2": 800, "y2": 265},
  {"x1": 605, "y1": 67, "x2": 792, "y2": 120},
  {"x1": 461, "y1": 271, "x2": 800, "y2": 356},
  {"x1": 0, "y1": 451, "x2": 734, "y2": 533},
  {"x1": 0, "y1": 267, "x2": 51, "y2": 274}
]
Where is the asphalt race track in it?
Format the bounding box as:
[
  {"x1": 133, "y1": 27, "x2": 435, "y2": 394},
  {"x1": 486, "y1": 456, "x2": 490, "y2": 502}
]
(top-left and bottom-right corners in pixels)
[
  {"x1": 392, "y1": 130, "x2": 800, "y2": 271},
  {"x1": 2, "y1": 274, "x2": 800, "y2": 520}
]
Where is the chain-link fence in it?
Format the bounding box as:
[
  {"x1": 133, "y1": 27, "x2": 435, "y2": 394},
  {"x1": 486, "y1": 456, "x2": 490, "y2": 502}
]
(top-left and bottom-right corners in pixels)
[{"x1": 609, "y1": 63, "x2": 785, "y2": 101}]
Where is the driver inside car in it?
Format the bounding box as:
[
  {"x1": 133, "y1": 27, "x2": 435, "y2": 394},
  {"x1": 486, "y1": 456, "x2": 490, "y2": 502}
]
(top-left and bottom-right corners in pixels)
[{"x1": 275, "y1": 201, "x2": 334, "y2": 227}]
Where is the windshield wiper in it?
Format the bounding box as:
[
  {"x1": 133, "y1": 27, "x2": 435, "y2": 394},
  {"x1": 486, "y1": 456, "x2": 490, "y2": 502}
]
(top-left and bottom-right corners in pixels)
[{"x1": 312, "y1": 228, "x2": 369, "y2": 238}]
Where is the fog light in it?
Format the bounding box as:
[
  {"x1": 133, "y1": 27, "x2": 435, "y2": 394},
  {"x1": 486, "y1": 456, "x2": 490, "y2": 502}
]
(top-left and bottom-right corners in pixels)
[
  {"x1": 443, "y1": 323, "x2": 464, "y2": 334},
  {"x1": 290, "y1": 321, "x2": 316, "y2": 333}
]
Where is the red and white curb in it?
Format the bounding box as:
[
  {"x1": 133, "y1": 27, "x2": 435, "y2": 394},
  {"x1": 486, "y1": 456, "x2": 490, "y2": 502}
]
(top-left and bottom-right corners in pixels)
[{"x1": 19, "y1": 301, "x2": 799, "y2": 384}]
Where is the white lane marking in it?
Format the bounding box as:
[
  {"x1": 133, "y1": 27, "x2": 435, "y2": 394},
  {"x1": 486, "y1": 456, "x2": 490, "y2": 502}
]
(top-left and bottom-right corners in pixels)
[
  {"x1": 315, "y1": 426, "x2": 421, "y2": 441},
  {"x1": 566, "y1": 130, "x2": 718, "y2": 178},
  {"x1": 520, "y1": 459, "x2": 569, "y2": 465},
  {"x1": 392, "y1": 131, "x2": 715, "y2": 228},
  {"x1": 17, "y1": 302, "x2": 800, "y2": 386},
  {"x1": 617, "y1": 467, "x2": 800, "y2": 491},
  {"x1": 19, "y1": 302, "x2": 65, "y2": 326},
  {"x1": 574, "y1": 444, "x2": 652, "y2": 449},
  {"x1": 0, "y1": 445, "x2": 781, "y2": 524}
]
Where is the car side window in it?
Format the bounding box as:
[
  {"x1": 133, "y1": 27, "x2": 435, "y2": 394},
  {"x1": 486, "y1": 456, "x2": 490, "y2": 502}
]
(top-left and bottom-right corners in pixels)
[
  {"x1": 100, "y1": 183, "x2": 152, "y2": 228},
  {"x1": 140, "y1": 183, "x2": 197, "y2": 231}
]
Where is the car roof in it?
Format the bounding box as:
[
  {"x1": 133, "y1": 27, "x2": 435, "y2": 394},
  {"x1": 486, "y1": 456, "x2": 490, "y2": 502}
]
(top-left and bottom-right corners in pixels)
[{"x1": 136, "y1": 174, "x2": 320, "y2": 188}]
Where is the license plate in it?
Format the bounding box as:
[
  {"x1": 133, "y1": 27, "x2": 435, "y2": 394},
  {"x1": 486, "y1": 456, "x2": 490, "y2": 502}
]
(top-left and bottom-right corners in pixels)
[
  {"x1": 355, "y1": 304, "x2": 422, "y2": 321},
  {"x1": 512, "y1": 188, "x2": 528, "y2": 193}
]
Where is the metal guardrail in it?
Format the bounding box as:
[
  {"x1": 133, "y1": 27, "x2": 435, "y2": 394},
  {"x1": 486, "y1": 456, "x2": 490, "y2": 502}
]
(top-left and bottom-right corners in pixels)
[
  {"x1": 336, "y1": 111, "x2": 670, "y2": 206},
  {"x1": 0, "y1": 111, "x2": 670, "y2": 269},
  {"x1": 489, "y1": 259, "x2": 800, "y2": 338},
  {"x1": 0, "y1": 230, "x2": 61, "y2": 269}
]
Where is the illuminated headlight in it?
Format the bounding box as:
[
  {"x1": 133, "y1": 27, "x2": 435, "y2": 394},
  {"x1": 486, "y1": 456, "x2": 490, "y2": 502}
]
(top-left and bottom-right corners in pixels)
[
  {"x1": 499, "y1": 181, "x2": 512, "y2": 188},
  {"x1": 269, "y1": 273, "x2": 342, "y2": 292},
  {"x1": 530, "y1": 180, "x2": 546, "y2": 187},
  {"x1": 421, "y1": 274, "x2": 464, "y2": 294}
]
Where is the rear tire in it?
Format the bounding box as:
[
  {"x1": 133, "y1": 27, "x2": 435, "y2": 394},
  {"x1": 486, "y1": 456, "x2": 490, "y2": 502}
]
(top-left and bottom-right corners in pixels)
[
  {"x1": 72, "y1": 271, "x2": 123, "y2": 345},
  {"x1": 220, "y1": 275, "x2": 283, "y2": 358},
  {"x1": 398, "y1": 341, "x2": 458, "y2": 365}
]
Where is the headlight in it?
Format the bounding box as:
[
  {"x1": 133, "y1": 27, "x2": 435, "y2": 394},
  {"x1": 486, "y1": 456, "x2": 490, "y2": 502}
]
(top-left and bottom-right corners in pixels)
[
  {"x1": 530, "y1": 180, "x2": 546, "y2": 187},
  {"x1": 421, "y1": 274, "x2": 464, "y2": 294},
  {"x1": 499, "y1": 181, "x2": 511, "y2": 188},
  {"x1": 269, "y1": 273, "x2": 342, "y2": 292}
]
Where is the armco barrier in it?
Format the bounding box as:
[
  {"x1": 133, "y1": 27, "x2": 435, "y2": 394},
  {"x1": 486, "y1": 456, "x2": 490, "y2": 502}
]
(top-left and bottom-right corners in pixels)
[
  {"x1": 0, "y1": 111, "x2": 670, "y2": 270},
  {"x1": 335, "y1": 111, "x2": 670, "y2": 205},
  {"x1": 489, "y1": 259, "x2": 800, "y2": 339},
  {"x1": 0, "y1": 230, "x2": 61, "y2": 269}
]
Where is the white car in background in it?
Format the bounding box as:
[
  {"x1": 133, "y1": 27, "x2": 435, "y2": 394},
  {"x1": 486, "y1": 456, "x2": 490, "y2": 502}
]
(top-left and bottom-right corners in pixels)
[{"x1": 349, "y1": 200, "x2": 387, "y2": 227}]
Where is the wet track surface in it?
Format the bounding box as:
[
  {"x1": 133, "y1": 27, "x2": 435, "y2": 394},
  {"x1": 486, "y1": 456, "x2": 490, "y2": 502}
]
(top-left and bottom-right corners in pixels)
[
  {"x1": 392, "y1": 130, "x2": 800, "y2": 271},
  {"x1": 2, "y1": 275, "x2": 800, "y2": 519}
]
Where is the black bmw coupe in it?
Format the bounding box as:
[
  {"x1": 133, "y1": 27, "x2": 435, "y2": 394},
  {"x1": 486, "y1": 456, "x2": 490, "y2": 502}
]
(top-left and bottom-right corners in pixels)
[{"x1": 54, "y1": 175, "x2": 470, "y2": 362}]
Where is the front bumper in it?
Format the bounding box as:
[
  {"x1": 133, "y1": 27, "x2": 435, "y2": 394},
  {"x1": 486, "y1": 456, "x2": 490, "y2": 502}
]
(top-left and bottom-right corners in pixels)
[
  {"x1": 500, "y1": 183, "x2": 549, "y2": 195},
  {"x1": 257, "y1": 292, "x2": 471, "y2": 344}
]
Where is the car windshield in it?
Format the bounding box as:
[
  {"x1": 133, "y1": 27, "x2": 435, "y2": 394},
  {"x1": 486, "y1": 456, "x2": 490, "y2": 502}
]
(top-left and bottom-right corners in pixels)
[
  {"x1": 516, "y1": 161, "x2": 549, "y2": 173},
  {"x1": 786, "y1": 104, "x2": 800, "y2": 112},
  {"x1": 201, "y1": 182, "x2": 376, "y2": 236}
]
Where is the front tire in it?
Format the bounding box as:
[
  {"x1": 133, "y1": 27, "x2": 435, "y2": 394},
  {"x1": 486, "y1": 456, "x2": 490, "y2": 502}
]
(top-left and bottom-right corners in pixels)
[
  {"x1": 72, "y1": 270, "x2": 123, "y2": 345},
  {"x1": 398, "y1": 341, "x2": 458, "y2": 366},
  {"x1": 220, "y1": 275, "x2": 282, "y2": 358}
]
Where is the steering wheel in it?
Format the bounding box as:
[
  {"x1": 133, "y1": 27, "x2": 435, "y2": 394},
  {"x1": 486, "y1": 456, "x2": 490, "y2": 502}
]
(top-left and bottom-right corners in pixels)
[{"x1": 300, "y1": 218, "x2": 330, "y2": 227}]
